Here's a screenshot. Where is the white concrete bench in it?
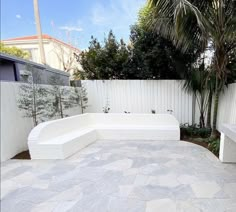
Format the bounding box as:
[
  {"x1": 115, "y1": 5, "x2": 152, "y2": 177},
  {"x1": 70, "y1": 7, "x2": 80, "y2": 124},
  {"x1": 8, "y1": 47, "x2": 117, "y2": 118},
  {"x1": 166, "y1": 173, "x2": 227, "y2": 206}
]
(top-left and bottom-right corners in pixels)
[
  {"x1": 28, "y1": 113, "x2": 180, "y2": 159},
  {"x1": 219, "y1": 124, "x2": 236, "y2": 163}
]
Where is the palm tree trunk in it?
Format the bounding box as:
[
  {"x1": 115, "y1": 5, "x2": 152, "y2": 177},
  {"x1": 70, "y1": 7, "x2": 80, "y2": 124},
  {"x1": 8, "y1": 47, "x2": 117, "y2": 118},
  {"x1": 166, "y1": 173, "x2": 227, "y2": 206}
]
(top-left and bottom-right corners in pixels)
[
  {"x1": 199, "y1": 95, "x2": 205, "y2": 128},
  {"x1": 206, "y1": 90, "x2": 213, "y2": 128},
  {"x1": 211, "y1": 78, "x2": 219, "y2": 138}
]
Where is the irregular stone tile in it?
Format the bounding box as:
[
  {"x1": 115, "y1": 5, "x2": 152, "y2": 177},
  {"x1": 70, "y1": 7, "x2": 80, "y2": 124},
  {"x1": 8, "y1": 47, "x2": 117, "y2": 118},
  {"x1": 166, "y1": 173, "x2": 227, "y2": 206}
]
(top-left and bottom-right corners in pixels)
[
  {"x1": 191, "y1": 182, "x2": 221, "y2": 198},
  {"x1": 1, "y1": 200, "x2": 35, "y2": 212},
  {"x1": 177, "y1": 174, "x2": 199, "y2": 185},
  {"x1": 139, "y1": 164, "x2": 160, "y2": 175},
  {"x1": 108, "y1": 196, "x2": 146, "y2": 212},
  {"x1": 130, "y1": 185, "x2": 172, "y2": 201},
  {"x1": 172, "y1": 185, "x2": 196, "y2": 200},
  {"x1": 1, "y1": 161, "x2": 22, "y2": 176},
  {"x1": 191, "y1": 198, "x2": 236, "y2": 212},
  {"x1": 224, "y1": 183, "x2": 236, "y2": 198},
  {"x1": 176, "y1": 201, "x2": 201, "y2": 212},
  {"x1": 31, "y1": 201, "x2": 58, "y2": 212},
  {"x1": 1, "y1": 166, "x2": 31, "y2": 181},
  {"x1": 146, "y1": 198, "x2": 176, "y2": 212},
  {"x1": 68, "y1": 193, "x2": 110, "y2": 212},
  {"x1": 1, "y1": 187, "x2": 57, "y2": 204},
  {"x1": 120, "y1": 174, "x2": 136, "y2": 185},
  {"x1": 134, "y1": 175, "x2": 150, "y2": 186},
  {"x1": 148, "y1": 174, "x2": 180, "y2": 188},
  {"x1": 123, "y1": 168, "x2": 139, "y2": 176},
  {"x1": 48, "y1": 185, "x2": 83, "y2": 201},
  {"x1": 118, "y1": 185, "x2": 134, "y2": 197},
  {"x1": 102, "y1": 159, "x2": 133, "y2": 171},
  {"x1": 1, "y1": 179, "x2": 22, "y2": 199},
  {"x1": 52, "y1": 201, "x2": 78, "y2": 212}
]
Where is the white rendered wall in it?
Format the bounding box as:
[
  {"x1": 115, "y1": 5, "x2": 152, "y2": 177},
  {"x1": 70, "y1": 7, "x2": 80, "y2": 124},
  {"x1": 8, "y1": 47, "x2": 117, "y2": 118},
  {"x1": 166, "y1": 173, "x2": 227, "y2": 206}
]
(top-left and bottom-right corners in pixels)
[
  {"x1": 0, "y1": 81, "x2": 81, "y2": 161},
  {"x1": 1, "y1": 82, "x2": 33, "y2": 161}
]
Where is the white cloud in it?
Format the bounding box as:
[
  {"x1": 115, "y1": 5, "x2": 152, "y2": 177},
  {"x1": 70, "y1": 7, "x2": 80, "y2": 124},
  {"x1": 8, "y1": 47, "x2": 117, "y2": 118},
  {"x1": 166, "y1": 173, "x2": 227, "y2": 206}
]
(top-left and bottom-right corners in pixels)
[
  {"x1": 16, "y1": 14, "x2": 21, "y2": 19},
  {"x1": 59, "y1": 26, "x2": 83, "y2": 32},
  {"x1": 89, "y1": 0, "x2": 145, "y2": 42},
  {"x1": 91, "y1": 4, "x2": 108, "y2": 25},
  {"x1": 91, "y1": 0, "x2": 145, "y2": 26}
]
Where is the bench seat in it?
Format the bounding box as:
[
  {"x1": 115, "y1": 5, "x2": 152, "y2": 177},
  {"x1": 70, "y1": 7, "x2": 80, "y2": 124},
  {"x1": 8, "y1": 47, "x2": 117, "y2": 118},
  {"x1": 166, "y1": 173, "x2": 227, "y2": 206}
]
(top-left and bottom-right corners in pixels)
[{"x1": 29, "y1": 128, "x2": 96, "y2": 159}]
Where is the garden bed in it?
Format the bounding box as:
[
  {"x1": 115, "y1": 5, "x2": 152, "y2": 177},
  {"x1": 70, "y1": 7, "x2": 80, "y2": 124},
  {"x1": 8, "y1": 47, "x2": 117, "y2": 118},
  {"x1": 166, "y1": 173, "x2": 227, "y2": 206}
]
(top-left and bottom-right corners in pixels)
[{"x1": 180, "y1": 125, "x2": 220, "y2": 157}]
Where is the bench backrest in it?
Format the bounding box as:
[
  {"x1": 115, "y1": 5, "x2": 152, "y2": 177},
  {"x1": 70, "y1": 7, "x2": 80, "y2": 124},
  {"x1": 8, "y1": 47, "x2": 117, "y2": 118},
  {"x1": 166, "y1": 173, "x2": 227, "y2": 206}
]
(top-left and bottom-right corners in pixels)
[
  {"x1": 89, "y1": 113, "x2": 179, "y2": 126},
  {"x1": 28, "y1": 113, "x2": 91, "y2": 142},
  {"x1": 28, "y1": 113, "x2": 179, "y2": 143}
]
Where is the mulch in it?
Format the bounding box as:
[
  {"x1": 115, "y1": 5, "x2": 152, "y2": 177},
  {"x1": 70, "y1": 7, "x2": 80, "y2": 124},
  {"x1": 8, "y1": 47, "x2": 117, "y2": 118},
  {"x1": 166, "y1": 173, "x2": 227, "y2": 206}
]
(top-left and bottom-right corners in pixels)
[{"x1": 11, "y1": 150, "x2": 31, "y2": 160}]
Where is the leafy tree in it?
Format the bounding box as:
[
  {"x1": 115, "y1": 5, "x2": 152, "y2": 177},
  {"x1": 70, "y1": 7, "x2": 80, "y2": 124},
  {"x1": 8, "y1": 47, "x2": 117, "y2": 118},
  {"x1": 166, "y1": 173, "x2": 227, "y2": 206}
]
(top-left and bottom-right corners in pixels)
[
  {"x1": 75, "y1": 31, "x2": 130, "y2": 79},
  {"x1": 75, "y1": 6, "x2": 198, "y2": 80},
  {"x1": 0, "y1": 42, "x2": 29, "y2": 59},
  {"x1": 123, "y1": 6, "x2": 198, "y2": 79},
  {"x1": 148, "y1": 0, "x2": 236, "y2": 137}
]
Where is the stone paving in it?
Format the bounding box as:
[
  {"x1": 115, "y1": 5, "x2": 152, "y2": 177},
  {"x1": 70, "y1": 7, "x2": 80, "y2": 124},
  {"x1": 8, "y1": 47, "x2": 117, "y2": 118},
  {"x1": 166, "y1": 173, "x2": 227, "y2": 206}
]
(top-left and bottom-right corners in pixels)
[{"x1": 1, "y1": 140, "x2": 236, "y2": 212}]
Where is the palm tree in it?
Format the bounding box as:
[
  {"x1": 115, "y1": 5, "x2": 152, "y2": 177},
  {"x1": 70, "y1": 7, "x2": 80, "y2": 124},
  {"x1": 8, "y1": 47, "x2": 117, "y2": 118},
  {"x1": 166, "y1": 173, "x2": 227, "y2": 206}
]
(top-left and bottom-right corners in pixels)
[
  {"x1": 148, "y1": 0, "x2": 236, "y2": 137},
  {"x1": 183, "y1": 58, "x2": 209, "y2": 128}
]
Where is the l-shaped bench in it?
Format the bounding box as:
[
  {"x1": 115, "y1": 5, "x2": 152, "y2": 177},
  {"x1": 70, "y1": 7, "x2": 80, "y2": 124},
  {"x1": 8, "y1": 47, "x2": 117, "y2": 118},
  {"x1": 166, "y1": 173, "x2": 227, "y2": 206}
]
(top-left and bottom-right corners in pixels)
[{"x1": 28, "y1": 113, "x2": 180, "y2": 159}]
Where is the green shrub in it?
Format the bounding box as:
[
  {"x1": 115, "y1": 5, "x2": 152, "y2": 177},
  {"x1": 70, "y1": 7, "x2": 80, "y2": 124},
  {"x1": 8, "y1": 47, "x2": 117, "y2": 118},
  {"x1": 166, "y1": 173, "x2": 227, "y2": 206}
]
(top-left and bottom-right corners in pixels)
[
  {"x1": 208, "y1": 139, "x2": 220, "y2": 156},
  {"x1": 180, "y1": 124, "x2": 211, "y2": 138}
]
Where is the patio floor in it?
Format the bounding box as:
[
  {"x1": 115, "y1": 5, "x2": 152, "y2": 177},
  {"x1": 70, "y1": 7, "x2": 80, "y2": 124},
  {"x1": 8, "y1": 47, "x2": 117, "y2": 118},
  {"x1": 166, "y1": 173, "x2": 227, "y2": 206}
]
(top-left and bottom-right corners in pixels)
[{"x1": 1, "y1": 140, "x2": 236, "y2": 212}]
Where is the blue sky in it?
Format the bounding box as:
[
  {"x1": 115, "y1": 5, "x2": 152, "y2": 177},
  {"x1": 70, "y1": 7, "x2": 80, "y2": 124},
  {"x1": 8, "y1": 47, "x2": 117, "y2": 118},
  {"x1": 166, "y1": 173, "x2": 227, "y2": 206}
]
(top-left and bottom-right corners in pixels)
[{"x1": 1, "y1": 0, "x2": 146, "y2": 49}]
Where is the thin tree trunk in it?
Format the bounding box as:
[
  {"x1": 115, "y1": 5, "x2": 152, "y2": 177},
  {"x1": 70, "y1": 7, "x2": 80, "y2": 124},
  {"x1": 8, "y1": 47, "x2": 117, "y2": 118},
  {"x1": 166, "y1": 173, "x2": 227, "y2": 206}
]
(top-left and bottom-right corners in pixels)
[
  {"x1": 32, "y1": 83, "x2": 38, "y2": 126},
  {"x1": 206, "y1": 90, "x2": 213, "y2": 128},
  {"x1": 80, "y1": 98, "x2": 84, "y2": 114},
  {"x1": 59, "y1": 92, "x2": 64, "y2": 118}
]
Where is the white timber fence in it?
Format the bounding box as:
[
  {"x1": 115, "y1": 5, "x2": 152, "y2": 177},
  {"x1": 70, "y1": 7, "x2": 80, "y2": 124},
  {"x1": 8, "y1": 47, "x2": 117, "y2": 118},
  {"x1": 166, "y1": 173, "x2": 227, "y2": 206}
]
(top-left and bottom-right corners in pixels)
[
  {"x1": 0, "y1": 81, "x2": 82, "y2": 162},
  {"x1": 82, "y1": 80, "x2": 236, "y2": 128},
  {"x1": 217, "y1": 83, "x2": 236, "y2": 127},
  {"x1": 82, "y1": 80, "x2": 194, "y2": 124}
]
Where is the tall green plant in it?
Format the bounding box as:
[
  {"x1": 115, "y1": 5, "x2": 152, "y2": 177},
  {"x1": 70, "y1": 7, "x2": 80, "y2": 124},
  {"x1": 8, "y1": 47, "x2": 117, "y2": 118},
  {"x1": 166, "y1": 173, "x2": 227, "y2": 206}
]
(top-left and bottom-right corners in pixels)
[
  {"x1": 184, "y1": 59, "x2": 209, "y2": 128},
  {"x1": 148, "y1": 0, "x2": 236, "y2": 137}
]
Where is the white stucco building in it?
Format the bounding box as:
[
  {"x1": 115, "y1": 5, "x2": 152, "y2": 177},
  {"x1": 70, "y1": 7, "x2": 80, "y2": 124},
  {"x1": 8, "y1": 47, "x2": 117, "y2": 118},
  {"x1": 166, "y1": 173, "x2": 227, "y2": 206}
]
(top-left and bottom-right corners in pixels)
[{"x1": 2, "y1": 34, "x2": 81, "y2": 78}]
